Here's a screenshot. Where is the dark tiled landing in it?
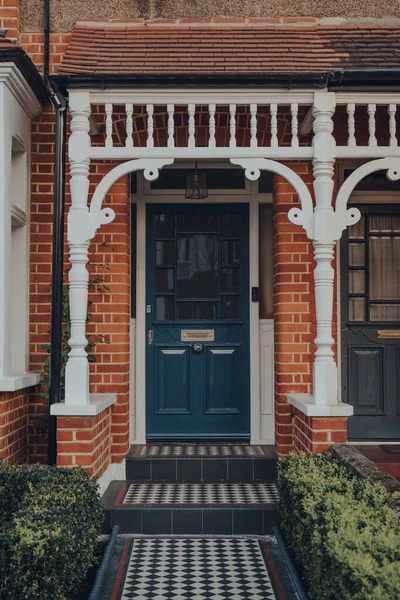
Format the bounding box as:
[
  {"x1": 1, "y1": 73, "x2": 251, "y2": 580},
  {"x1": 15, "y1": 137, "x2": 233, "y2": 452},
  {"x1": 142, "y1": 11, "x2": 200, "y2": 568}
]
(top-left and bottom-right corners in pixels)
[{"x1": 126, "y1": 443, "x2": 278, "y2": 482}]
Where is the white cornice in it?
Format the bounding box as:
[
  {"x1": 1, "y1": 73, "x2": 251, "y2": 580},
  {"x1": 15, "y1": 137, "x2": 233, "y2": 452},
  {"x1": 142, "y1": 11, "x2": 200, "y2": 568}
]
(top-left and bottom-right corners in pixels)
[{"x1": 0, "y1": 63, "x2": 41, "y2": 117}]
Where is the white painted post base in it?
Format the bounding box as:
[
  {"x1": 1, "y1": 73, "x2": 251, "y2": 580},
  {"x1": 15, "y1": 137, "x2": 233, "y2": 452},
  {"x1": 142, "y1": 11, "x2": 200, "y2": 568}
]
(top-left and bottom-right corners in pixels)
[{"x1": 313, "y1": 241, "x2": 337, "y2": 406}]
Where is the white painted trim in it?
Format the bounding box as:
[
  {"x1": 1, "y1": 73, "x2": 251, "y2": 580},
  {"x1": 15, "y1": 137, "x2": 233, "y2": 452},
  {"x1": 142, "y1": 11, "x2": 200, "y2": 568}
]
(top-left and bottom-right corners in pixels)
[
  {"x1": 0, "y1": 372, "x2": 40, "y2": 392},
  {"x1": 259, "y1": 319, "x2": 275, "y2": 444},
  {"x1": 88, "y1": 88, "x2": 314, "y2": 105},
  {"x1": 336, "y1": 240, "x2": 342, "y2": 403},
  {"x1": 96, "y1": 459, "x2": 126, "y2": 496},
  {"x1": 289, "y1": 393, "x2": 354, "y2": 417},
  {"x1": 50, "y1": 393, "x2": 116, "y2": 416},
  {"x1": 11, "y1": 205, "x2": 26, "y2": 226},
  {"x1": 141, "y1": 161, "x2": 253, "y2": 197},
  {"x1": 0, "y1": 64, "x2": 41, "y2": 117},
  {"x1": 90, "y1": 147, "x2": 314, "y2": 161},
  {"x1": 129, "y1": 318, "x2": 136, "y2": 444},
  {"x1": 336, "y1": 92, "x2": 400, "y2": 105},
  {"x1": 249, "y1": 196, "x2": 261, "y2": 443},
  {"x1": 0, "y1": 81, "x2": 35, "y2": 384},
  {"x1": 135, "y1": 199, "x2": 147, "y2": 444},
  {"x1": 336, "y1": 147, "x2": 400, "y2": 159}
]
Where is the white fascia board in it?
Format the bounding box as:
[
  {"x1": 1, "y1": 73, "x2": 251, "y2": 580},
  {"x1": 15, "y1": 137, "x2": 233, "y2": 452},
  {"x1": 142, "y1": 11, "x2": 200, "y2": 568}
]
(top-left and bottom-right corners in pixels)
[
  {"x1": 0, "y1": 63, "x2": 41, "y2": 117},
  {"x1": 87, "y1": 88, "x2": 315, "y2": 105}
]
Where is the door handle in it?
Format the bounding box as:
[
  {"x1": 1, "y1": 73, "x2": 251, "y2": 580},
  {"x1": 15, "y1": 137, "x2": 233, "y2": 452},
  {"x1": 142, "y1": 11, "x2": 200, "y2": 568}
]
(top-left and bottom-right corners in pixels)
[{"x1": 148, "y1": 330, "x2": 154, "y2": 347}]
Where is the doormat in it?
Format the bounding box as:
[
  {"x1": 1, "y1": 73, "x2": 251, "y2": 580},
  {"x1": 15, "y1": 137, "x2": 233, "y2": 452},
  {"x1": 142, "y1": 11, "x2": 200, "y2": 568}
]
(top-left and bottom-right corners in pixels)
[{"x1": 379, "y1": 445, "x2": 400, "y2": 454}]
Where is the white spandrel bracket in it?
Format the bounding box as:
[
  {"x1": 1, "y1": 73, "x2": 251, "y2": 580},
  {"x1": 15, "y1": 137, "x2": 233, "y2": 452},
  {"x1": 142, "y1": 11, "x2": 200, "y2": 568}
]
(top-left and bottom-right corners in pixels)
[
  {"x1": 230, "y1": 157, "x2": 314, "y2": 226},
  {"x1": 53, "y1": 90, "x2": 173, "y2": 416}
]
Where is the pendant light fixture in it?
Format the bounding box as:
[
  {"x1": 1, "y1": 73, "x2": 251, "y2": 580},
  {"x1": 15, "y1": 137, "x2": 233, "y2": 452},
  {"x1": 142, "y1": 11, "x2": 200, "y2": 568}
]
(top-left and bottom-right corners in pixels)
[{"x1": 185, "y1": 161, "x2": 208, "y2": 199}]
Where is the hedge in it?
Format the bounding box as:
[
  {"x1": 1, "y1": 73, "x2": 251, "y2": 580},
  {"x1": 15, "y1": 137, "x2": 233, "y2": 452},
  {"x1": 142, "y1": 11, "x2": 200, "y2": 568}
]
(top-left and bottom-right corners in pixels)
[
  {"x1": 0, "y1": 462, "x2": 104, "y2": 600},
  {"x1": 278, "y1": 452, "x2": 400, "y2": 600}
]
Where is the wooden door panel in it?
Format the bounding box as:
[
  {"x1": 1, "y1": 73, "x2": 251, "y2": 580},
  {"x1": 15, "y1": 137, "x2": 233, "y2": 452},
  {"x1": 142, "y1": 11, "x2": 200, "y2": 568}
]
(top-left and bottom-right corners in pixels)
[
  {"x1": 155, "y1": 346, "x2": 191, "y2": 414},
  {"x1": 349, "y1": 347, "x2": 384, "y2": 414},
  {"x1": 205, "y1": 346, "x2": 241, "y2": 414}
]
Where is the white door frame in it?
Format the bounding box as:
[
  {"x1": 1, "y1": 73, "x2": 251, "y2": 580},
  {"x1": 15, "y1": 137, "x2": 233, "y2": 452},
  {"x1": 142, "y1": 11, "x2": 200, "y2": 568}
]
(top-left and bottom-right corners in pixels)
[{"x1": 130, "y1": 162, "x2": 273, "y2": 444}]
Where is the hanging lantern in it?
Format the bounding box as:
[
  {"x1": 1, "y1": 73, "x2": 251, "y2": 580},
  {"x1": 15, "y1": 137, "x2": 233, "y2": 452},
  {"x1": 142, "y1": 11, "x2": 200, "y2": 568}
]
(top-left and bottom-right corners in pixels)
[{"x1": 185, "y1": 162, "x2": 208, "y2": 199}]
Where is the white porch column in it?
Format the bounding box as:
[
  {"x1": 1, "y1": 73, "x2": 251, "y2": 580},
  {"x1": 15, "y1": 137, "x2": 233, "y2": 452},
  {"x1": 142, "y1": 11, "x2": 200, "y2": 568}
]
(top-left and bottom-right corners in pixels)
[
  {"x1": 288, "y1": 90, "x2": 353, "y2": 417},
  {"x1": 64, "y1": 91, "x2": 91, "y2": 406},
  {"x1": 51, "y1": 91, "x2": 116, "y2": 416},
  {"x1": 311, "y1": 92, "x2": 338, "y2": 406}
]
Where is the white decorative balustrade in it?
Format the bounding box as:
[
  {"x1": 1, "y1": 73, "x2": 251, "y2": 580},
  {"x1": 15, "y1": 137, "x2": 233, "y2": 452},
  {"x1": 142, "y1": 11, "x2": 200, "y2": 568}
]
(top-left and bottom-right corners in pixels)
[
  {"x1": 85, "y1": 91, "x2": 400, "y2": 161},
  {"x1": 88, "y1": 90, "x2": 314, "y2": 160},
  {"x1": 336, "y1": 94, "x2": 400, "y2": 157}
]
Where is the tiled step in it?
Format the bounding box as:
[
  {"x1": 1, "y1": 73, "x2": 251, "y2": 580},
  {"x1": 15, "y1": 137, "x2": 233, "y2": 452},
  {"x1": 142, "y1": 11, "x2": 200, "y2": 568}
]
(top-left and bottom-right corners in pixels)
[
  {"x1": 126, "y1": 443, "x2": 278, "y2": 482},
  {"x1": 102, "y1": 480, "x2": 280, "y2": 535}
]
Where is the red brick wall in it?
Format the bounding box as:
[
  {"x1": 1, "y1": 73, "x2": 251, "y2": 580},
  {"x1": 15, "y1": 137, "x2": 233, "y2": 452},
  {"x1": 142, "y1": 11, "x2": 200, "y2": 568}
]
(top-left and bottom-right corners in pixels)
[
  {"x1": 273, "y1": 163, "x2": 316, "y2": 454},
  {"x1": 19, "y1": 32, "x2": 71, "y2": 75},
  {"x1": 0, "y1": 390, "x2": 29, "y2": 464},
  {"x1": 0, "y1": 0, "x2": 19, "y2": 40},
  {"x1": 57, "y1": 409, "x2": 112, "y2": 475},
  {"x1": 293, "y1": 408, "x2": 347, "y2": 453},
  {"x1": 28, "y1": 104, "x2": 55, "y2": 463}
]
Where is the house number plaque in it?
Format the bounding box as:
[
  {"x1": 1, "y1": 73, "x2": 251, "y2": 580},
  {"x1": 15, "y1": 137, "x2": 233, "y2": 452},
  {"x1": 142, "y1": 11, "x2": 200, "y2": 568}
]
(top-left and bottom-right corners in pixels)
[
  {"x1": 377, "y1": 330, "x2": 400, "y2": 339},
  {"x1": 181, "y1": 330, "x2": 214, "y2": 342}
]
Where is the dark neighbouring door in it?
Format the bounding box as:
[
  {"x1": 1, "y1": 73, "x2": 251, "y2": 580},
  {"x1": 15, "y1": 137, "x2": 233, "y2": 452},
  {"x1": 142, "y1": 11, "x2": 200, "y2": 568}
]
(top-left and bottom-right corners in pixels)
[
  {"x1": 146, "y1": 204, "x2": 250, "y2": 440},
  {"x1": 341, "y1": 205, "x2": 400, "y2": 440}
]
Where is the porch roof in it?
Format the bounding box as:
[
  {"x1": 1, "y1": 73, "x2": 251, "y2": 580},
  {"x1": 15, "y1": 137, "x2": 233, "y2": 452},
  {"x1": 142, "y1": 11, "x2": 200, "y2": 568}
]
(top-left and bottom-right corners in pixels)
[{"x1": 58, "y1": 20, "x2": 400, "y2": 77}]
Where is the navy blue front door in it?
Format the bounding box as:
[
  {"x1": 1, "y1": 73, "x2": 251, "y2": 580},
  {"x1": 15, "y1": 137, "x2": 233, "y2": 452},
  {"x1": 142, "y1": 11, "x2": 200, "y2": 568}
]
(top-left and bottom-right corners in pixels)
[{"x1": 146, "y1": 204, "x2": 250, "y2": 439}]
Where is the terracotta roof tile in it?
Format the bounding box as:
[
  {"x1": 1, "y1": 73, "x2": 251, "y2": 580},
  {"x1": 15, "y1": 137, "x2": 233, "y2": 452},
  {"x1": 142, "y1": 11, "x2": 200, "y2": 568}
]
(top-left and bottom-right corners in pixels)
[{"x1": 58, "y1": 22, "x2": 400, "y2": 75}]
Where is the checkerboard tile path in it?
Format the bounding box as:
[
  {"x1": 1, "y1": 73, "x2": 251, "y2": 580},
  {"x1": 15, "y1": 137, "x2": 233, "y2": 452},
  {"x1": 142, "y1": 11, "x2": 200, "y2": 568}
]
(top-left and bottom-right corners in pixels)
[
  {"x1": 121, "y1": 482, "x2": 279, "y2": 505},
  {"x1": 138, "y1": 444, "x2": 270, "y2": 458},
  {"x1": 118, "y1": 538, "x2": 278, "y2": 600}
]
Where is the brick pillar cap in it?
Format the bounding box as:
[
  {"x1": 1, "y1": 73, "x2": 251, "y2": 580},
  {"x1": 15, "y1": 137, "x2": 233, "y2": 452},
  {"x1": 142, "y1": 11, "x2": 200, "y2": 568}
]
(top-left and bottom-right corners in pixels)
[
  {"x1": 50, "y1": 393, "x2": 116, "y2": 416},
  {"x1": 289, "y1": 393, "x2": 354, "y2": 417}
]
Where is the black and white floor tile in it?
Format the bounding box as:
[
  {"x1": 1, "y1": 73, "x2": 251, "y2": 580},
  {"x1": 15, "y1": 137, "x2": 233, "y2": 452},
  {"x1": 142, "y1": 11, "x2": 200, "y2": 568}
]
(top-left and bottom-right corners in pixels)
[
  {"x1": 119, "y1": 538, "x2": 278, "y2": 600},
  {"x1": 138, "y1": 444, "x2": 270, "y2": 458},
  {"x1": 122, "y1": 482, "x2": 279, "y2": 505}
]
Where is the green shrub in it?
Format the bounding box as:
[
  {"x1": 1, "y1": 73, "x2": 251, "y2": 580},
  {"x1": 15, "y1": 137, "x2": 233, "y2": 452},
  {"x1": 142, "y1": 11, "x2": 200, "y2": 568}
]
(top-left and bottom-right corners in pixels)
[
  {"x1": 278, "y1": 452, "x2": 400, "y2": 600},
  {"x1": 0, "y1": 462, "x2": 104, "y2": 600}
]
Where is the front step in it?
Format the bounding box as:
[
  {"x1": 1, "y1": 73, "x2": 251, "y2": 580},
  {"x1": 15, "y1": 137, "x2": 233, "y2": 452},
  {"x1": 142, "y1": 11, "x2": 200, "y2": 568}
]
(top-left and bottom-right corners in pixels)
[
  {"x1": 126, "y1": 443, "x2": 278, "y2": 482},
  {"x1": 102, "y1": 480, "x2": 279, "y2": 534}
]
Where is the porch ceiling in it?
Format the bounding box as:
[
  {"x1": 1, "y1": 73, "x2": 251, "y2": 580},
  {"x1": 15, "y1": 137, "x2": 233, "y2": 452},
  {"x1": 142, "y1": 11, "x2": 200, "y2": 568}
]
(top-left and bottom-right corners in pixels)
[{"x1": 58, "y1": 21, "x2": 400, "y2": 76}]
